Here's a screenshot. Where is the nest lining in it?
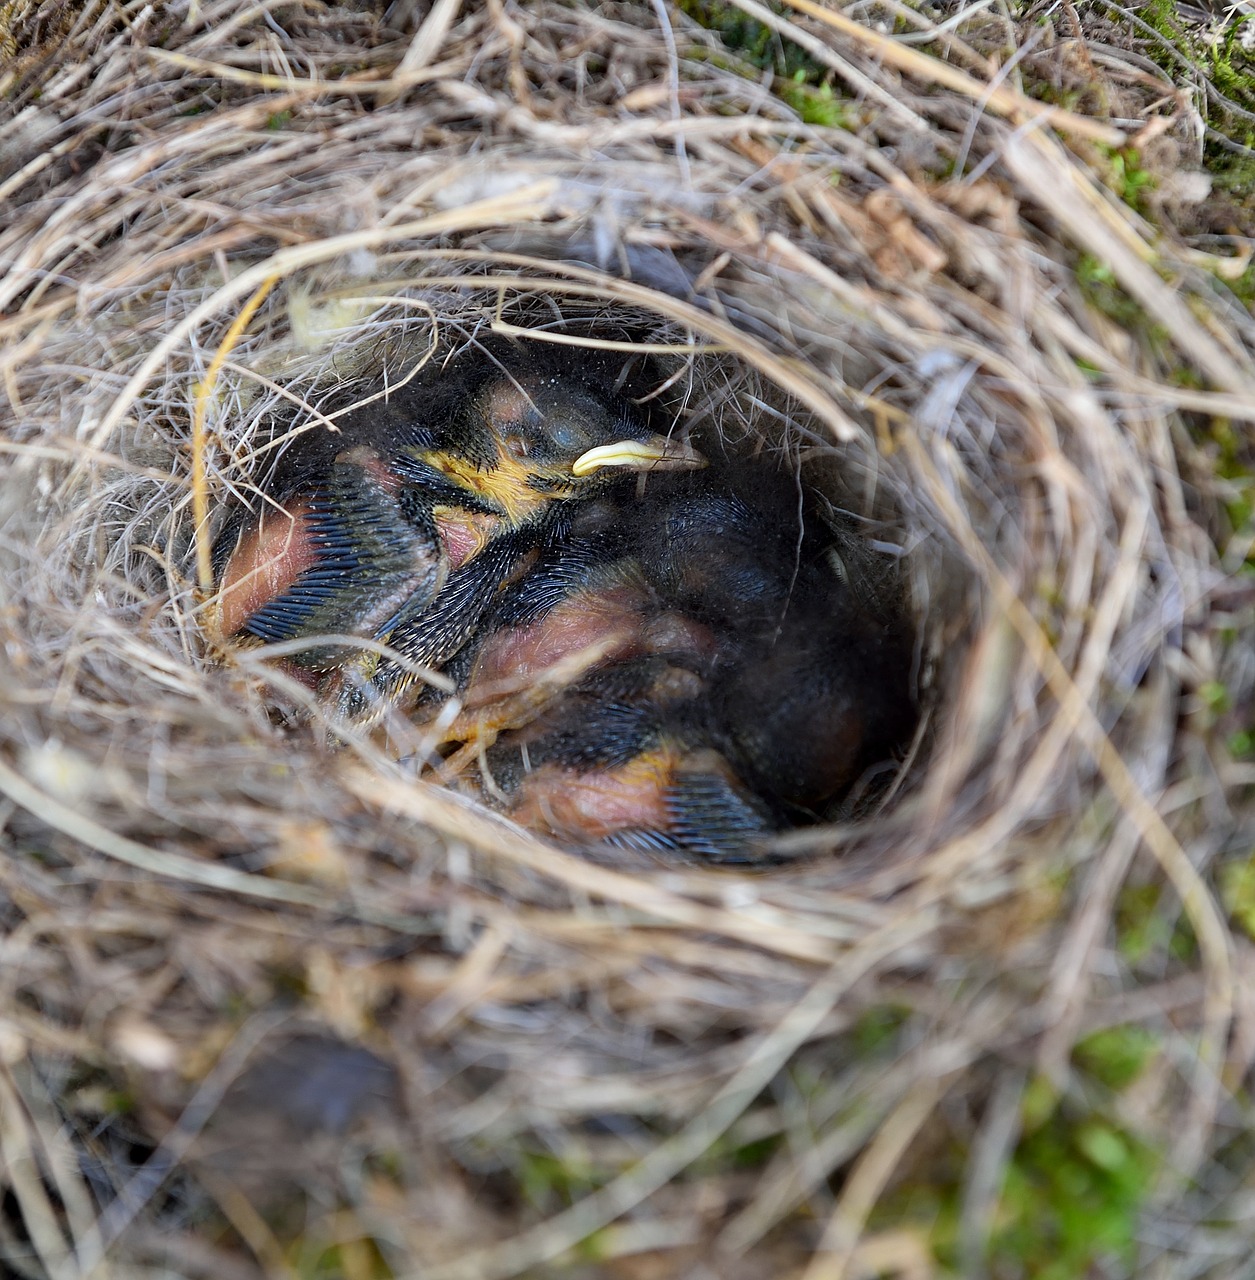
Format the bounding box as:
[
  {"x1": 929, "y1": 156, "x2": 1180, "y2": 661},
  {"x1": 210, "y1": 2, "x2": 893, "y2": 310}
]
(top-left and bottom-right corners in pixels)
[{"x1": 2, "y1": 1, "x2": 1255, "y2": 1277}]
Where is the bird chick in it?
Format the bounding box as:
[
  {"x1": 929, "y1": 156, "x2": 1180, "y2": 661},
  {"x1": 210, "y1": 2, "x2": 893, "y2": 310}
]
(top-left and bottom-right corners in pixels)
[
  {"x1": 390, "y1": 371, "x2": 704, "y2": 558},
  {"x1": 457, "y1": 468, "x2": 917, "y2": 859},
  {"x1": 210, "y1": 444, "x2": 442, "y2": 672},
  {"x1": 483, "y1": 655, "x2": 777, "y2": 863},
  {"x1": 339, "y1": 367, "x2": 702, "y2": 715},
  {"x1": 627, "y1": 470, "x2": 918, "y2": 819},
  {"x1": 213, "y1": 353, "x2": 704, "y2": 718}
]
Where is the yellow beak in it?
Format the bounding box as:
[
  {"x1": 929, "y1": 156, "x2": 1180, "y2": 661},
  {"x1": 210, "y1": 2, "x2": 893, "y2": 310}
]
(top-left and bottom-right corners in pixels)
[{"x1": 571, "y1": 434, "x2": 706, "y2": 478}]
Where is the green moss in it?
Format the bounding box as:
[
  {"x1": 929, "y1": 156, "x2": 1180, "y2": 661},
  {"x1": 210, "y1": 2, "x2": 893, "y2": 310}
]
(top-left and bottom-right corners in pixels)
[
  {"x1": 363, "y1": 1147, "x2": 404, "y2": 1181},
  {"x1": 990, "y1": 1095, "x2": 1157, "y2": 1278},
  {"x1": 1113, "y1": 873, "x2": 1195, "y2": 973},
  {"x1": 676, "y1": 0, "x2": 852, "y2": 128},
  {"x1": 676, "y1": 0, "x2": 825, "y2": 80},
  {"x1": 732, "y1": 1133, "x2": 784, "y2": 1168},
  {"x1": 694, "y1": 1124, "x2": 786, "y2": 1176},
  {"x1": 852, "y1": 1003, "x2": 912, "y2": 1055},
  {"x1": 1171, "y1": 363, "x2": 1208, "y2": 390},
  {"x1": 1202, "y1": 418, "x2": 1255, "y2": 557},
  {"x1": 1105, "y1": 147, "x2": 1156, "y2": 214},
  {"x1": 1025, "y1": 79, "x2": 1086, "y2": 114},
  {"x1": 1021, "y1": 1073, "x2": 1061, "y2": 1132},
  {"x1": 1209, "y1": 15, "x2": 1255, "y2": 113},
  {"x1": 1075, "y1": 253, "x2": 1148, "y2": 331},
  {"x1": 1225, "y1": 497, "x2": 1254, "y2": 544},
  {"x1": 1211, "y1": 415, "x2": 1255, "y2": 474},
  {"x1": 1169, "y1": 913, "x2": 1199, "y2": 965},
  {"x1": 1072, "y1": 251, "x2": 1173, "y2": 350},
  {"x1": 1114, "y1": 881, "x2": 1169, "y2": 965},
  {"x1": 1210, "y1": 157, "x2": 1255, "y2": 200},
  {"x1": 1201, "y1": 679, "x2": 1234, "y2": 717},
  {"x1": 874, "y1": 1068, "x2": 1158, "y2": 1277},
  {"x1": 776, "y1": 71, "x2": 849, "y2": 128},
  {"x1": 1115, "y1": 0, "x2": 1255, "y2": 161},
  {"x1": 1073, "y1": 1026, "x2": 1158, "y2": 1091},
  {"x1": 1221, "y1": 854, "x2": 1255, "y2": 939},
  {"x1": 266, "y1": 965, "x2": 309, "y2": 1001},
  {"x1": 575, "y1": 1228, "x2": 613, "y2": 1263},
  {"x1": 297, "y1": 1240, "x2": 391, "y2": 1280},
  {"x1": 873, "y1": 1180, "x2": 958, "y2": 1269},
  {"x1": 517, "y1": 1147, "x2": 604, "y2": 1212}
]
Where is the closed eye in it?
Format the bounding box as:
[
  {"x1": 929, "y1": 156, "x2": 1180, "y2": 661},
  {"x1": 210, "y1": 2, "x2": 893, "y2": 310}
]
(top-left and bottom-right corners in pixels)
[{"x1": 548, "y1": 420, "x2": 590, "y2": 455}]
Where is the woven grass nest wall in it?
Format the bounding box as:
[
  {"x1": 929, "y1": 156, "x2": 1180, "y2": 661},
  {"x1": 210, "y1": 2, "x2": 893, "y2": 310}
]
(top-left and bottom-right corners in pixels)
[{"x1": 4, "y1": 2, "x2": 1255, "y2": 1277}]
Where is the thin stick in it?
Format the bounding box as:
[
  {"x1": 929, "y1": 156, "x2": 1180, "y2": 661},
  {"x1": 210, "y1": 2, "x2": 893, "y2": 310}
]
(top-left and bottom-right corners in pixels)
[{"x1": 190, "y1": 274, "x2": 277, "y2": 593}]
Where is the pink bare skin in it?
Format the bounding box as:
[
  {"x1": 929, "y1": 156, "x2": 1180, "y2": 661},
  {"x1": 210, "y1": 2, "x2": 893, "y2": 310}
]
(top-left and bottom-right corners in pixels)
[
  {"x1": 468, "y1": 586, "x2": 718, "y2": 698},
  {"x1": 507, "y1": 747, "x2": 681, "y2": 844},
  {"x1": 216, "y1": 446, "x2": 501, "y2": 641},
  {"x1": 215, "y1": 502, "x2": 317, "y2": 640}
]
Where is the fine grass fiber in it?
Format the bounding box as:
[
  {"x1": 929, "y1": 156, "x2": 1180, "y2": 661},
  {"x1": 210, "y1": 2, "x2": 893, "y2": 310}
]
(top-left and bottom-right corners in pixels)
[{"x1": 2, "y1": 2, "x2": 1255, "y2": 1278}]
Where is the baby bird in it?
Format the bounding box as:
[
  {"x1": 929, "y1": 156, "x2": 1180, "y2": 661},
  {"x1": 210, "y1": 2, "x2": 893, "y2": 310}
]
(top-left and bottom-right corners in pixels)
[
  {"x1": 212, "y1": 444, "x2": 442, "y2": 671},
  {"x1": 211, "y1": 344, "x2": 917, "y2": 862},
  {"x1": 458, "y1": 467, "x2": 918, "y2": 860},
  {"x1": 358, "y1": 367, "x2": 703, "y2": 712},
  {"x1": 212, "y1": 350, "x2": 703, "y2": 715}
]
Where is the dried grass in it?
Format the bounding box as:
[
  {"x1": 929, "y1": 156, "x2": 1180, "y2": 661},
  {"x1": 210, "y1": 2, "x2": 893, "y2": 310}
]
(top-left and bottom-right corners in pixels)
[{"x1": 2, "y1": 1, "x2": 1254, "y2": 1277}]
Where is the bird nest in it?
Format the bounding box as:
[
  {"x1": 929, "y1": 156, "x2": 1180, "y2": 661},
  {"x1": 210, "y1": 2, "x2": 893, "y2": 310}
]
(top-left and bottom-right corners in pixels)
[{"x1": 3, "y1": 2, "x2": 1254, "y2": 1277}]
